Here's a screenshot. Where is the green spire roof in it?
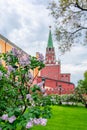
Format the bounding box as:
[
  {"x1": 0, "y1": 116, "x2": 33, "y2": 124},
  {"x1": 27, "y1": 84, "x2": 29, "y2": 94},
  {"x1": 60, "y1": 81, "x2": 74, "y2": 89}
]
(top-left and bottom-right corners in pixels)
[{"x1": 47, "y1": 28, "x2": 53, "y2": 48}]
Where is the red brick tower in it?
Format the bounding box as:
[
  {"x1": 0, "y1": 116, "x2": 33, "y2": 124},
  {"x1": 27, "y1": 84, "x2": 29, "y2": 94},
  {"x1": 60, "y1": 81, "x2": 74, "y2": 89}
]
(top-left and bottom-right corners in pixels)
[{"x1": 37, "y1": 27, "x2": 75, "y2": 95}]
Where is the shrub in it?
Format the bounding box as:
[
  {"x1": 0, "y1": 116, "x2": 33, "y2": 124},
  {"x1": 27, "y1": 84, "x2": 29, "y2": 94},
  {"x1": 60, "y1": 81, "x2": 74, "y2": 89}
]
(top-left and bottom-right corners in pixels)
[{"x1": 0, "y1": 48, "x2": 51, "y2": 130}]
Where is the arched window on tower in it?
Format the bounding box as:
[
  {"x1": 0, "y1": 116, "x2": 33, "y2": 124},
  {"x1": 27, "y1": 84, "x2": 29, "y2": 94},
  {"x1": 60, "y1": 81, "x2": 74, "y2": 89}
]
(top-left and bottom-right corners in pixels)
[{"x1": 49, "y1": 48, "x2": 51, "y2": 51}]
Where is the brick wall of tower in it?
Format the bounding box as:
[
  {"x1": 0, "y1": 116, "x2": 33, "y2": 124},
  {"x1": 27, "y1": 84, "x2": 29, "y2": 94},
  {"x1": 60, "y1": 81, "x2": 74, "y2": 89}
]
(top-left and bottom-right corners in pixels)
[
  {"x1": 60, "y1": 73, "x2": 70, "y2": 82},
  {"x1": 37, "y1": 77, "x2": 75, "y2": 95},
  {"x1": 45, "y1": 48, "x2": 56, "y2": 64},
  {"x1": 40, "y1": 64, "x2": 61, "y2": 80}
]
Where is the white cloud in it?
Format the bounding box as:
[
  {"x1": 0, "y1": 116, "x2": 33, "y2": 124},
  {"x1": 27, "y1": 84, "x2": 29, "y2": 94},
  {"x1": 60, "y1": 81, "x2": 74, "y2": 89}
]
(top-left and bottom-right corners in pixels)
[
  {"x1": 60, "y1": 45, "x2": 87, "y2": 64},
  {"x1": 60, "y1": 45, "x2": 87, "y2": 85},
  {"x1": 0, "y1": 0, "x2": 52, "y2": 54},
  {"x1": 61, "y1": 62, "x2": 87, "y2": 85},
  {"x1": 0, "y1": 0, "x2": 52, "y2": 44}
]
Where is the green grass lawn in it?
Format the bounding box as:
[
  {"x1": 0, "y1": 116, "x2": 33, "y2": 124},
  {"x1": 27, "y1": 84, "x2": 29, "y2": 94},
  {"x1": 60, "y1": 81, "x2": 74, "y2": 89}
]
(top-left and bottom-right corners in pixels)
[{"x1": 32, "y1": 105, "x2": 87, "y2": 130}]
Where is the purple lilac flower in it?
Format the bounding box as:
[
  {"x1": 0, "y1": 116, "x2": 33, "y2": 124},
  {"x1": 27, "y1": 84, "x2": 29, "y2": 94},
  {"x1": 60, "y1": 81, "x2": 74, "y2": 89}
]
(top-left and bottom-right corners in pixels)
[
  {"x1": 26, "y1": 118, "x2": 47, "y2": 129},
  {"x1": 43, "y1": 93, "x2": 47, "y2": 96},
  {"x1": 1, "y1": 114, "x2": 8, "y2": 120},
  {"x1": 37, "y1": 81, "x2": 44, "y2": 88},
  {"x1": 17, "y1": 50, "x2": 24, "y2": 58},
  {"x1": 12, "y1": 48, "x2": 19, "y2": 57},
  {"x1": 25, "y1": 72, "x2": 33, "y2": 81},
  {"x1": 32, "y1": 118, "x2": 47, "y2": 126},
  {"x1": 40, "y1": 87, "x2": 46, "y2": 94},
  {"x1": 19, "y1": 55, "x2": 31, "y2": 66},
  {"x1": 33, "y1": 118, "x2": 40, "y2": 125},
  {"x1": 12, "y1": 48, "x2": 24, "y2": 59},
  {"x1": 26, "y1": 94, "x2": 32, "y2": 100},
  {"x1": 39, "y1": 118, "x2": 47, "y2": 126},
  {"x1": 0, "y1": 71, "x2": 3, "y2": 80},
  {"x1": 36, "y1": 52, "x2": 44, "y2": 62},
  {"x1": 7, "y1": 65, "x2": 15, "y2": 73},
  {"x1": 8, "y1": 115, "x2": 16, "y2": 123},
  {"x1": 26, "y1": 121, "x2": 33, "y2": 129},
  {"x1": 24, "y1": 54, "x2": 31, "y2": 64},
  {"x1": 29, "y1": 79, "x2": 33, "y2": 84},
  {"x1": 19, "y1": 58, "x2": 24, "y2": 66}
]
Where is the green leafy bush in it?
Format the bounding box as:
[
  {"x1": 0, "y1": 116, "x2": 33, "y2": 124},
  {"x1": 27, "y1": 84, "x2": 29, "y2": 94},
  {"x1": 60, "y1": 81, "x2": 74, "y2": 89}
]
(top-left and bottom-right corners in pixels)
[{"x1": 0, "y1": 48, "x2": 51, "y2": 130}]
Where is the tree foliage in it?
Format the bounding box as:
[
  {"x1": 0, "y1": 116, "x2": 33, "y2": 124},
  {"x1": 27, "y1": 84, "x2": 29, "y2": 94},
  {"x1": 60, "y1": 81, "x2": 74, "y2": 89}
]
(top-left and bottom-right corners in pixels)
[
  {"x1": 48, "y1": 0, "x2": 87, "y2": 53},
  {"x1": 77, "y1": 71, "x2": 87, "y2": 92},
  {"x1": 75, "y1": 71, "x2": 87, "y2": 107}
]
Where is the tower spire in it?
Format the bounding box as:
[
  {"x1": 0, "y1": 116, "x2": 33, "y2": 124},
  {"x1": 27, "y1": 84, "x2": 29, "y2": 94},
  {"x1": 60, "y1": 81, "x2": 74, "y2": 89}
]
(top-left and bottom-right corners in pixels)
[
  {"x1": 45, "y1": 26, "x2": 56, "y2": 65},
  {"x1": 47, "y1": 26, "x2": 53, "y2": 48}
]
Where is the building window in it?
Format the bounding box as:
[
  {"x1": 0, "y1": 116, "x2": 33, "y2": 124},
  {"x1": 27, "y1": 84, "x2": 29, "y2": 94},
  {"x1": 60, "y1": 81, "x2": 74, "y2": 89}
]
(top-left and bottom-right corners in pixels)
[
  {"x1": 49, "y1": 48, "x2": 51, "y2": 51},
  {"x1": 49, "y1": 60, "x2": 51, "y2": 64},
  {"x1": 66, "y1": 77, "x2": 69, "y2": 81},
  {"x1": 0, "y1": 44, "x2": 2, "y2": 53}
]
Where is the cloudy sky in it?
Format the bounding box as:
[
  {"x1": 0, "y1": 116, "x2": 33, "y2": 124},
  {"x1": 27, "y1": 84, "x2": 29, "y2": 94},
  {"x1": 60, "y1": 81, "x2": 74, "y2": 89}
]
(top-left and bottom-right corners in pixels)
[{"x1": 0, "y1": 0, "x2": 87, "y2": 85}]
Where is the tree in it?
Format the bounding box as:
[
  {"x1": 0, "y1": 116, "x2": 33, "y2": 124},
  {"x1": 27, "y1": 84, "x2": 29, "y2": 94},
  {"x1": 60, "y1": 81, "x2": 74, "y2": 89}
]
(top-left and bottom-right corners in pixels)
[
  {"x1": 76, "y1": 71, "x2": 87, "y2": 108},
  {"x1": 48, "y1": 0, "x2": 87, "y2": 53},
  {"x1": 77, "y1": 71, "x2": 87, "y2": 92}
]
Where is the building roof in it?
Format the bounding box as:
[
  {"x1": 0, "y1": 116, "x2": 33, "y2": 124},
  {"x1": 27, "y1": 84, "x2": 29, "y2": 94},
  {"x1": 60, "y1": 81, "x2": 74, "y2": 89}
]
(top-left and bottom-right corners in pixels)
[
  {"x1": 38, "y1": 76, "x2": 75, "y2": 86},
  {"x1": 0, "y1": 33, "x2": 28, "y2": 55},
  {"x1": 47, "y1": 27, "x2": 53, "y2": 48}
]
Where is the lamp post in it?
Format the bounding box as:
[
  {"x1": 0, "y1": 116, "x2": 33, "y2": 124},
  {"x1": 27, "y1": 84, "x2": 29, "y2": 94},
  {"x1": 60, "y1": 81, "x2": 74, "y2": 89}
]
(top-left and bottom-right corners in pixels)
[
  {"x1": 42, "y1": 77, "x2": 46, "y2": 88},
  {"x1": 41, "y1": 77, "x2": 46, "y2": 95},
  {"x1": 58, "y1": 85, "x2": 62, "y2": 105}
]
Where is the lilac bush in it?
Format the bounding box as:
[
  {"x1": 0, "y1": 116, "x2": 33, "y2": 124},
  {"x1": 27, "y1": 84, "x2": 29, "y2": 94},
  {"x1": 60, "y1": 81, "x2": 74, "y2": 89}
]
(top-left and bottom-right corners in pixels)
[{"x1": 0, "y1": 48, "x2": 51, "y2": 130}]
